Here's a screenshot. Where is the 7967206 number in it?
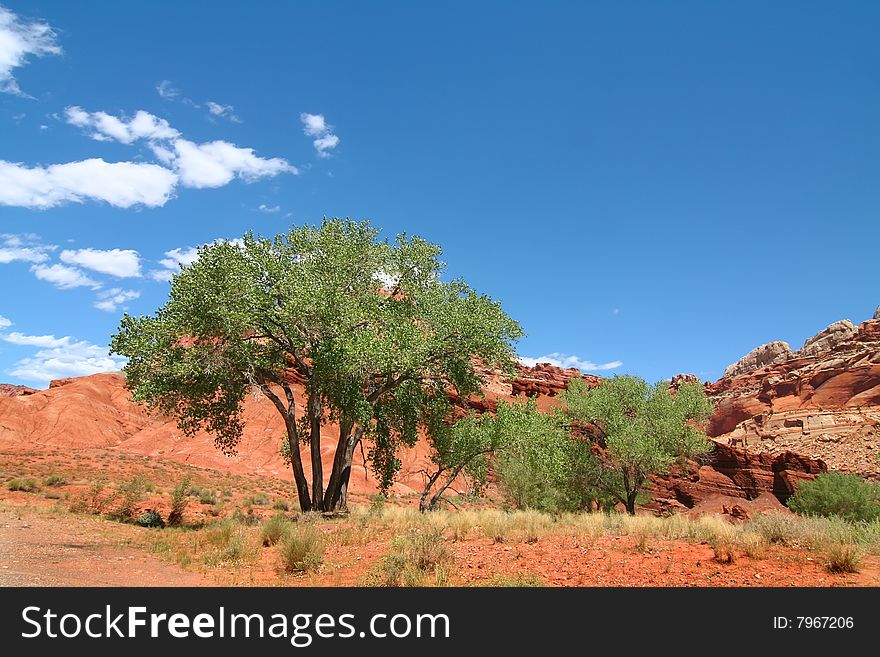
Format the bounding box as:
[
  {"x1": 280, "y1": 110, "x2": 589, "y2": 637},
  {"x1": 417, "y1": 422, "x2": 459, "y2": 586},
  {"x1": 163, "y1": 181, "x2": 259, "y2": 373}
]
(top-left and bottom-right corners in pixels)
[{"x1": 797, "y1": 617, "x2": 853, "y2": 629}]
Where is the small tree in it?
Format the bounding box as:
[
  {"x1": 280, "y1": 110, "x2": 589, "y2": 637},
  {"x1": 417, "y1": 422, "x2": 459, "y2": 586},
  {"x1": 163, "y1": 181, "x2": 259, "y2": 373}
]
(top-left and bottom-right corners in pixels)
[
  {"x1": 560, "y1": 375, "x2": 713, "y2": 514},
  {"x1": 418, "y1": 401, "x2": 532, "y2": 512},
  {"x1": 788, "y1": 472, "x2": 880, "y2": 523}
]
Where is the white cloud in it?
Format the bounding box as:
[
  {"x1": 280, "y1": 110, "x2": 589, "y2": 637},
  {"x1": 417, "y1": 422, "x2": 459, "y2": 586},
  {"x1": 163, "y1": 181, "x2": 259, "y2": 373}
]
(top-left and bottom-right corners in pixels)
[
  {"x1": 257, "y1": 203, "x2": 280, "y2": 213},
  {"x1": 0, "y1": 331, "x2": 125, "y2": 383},
  {"x1": 94, "y1": 288, "x2": 140, "y2": 312},
  {"x1": 518, "y1": 352, "x2": 623, "y2": 372},
  {"x1": 0, "y1": 232, "x2": 55, "y2": 263},
  {"x1": 0, "y1": 158, "x2": 179, "y2": 209},
  {"x1": 170, "y1": 139, "x2": 296, "y2": 188},
  {"x1": 65, "y1": 106, "x2": 180, "y2": 144},
  {"x1": 148, "y1": 269, "x2": 174, "y2": 283},
  {"x1": 156, "y1": 79, "x2": 179, "y2": 99},
  {"x1": 0, "y1": 5, "x2": 61, "y2": 96},
  {"x1": 300, "y1": 113, "x2": 327, "y2": 136},
  {"x1": 60, "y1": 248, "x2": 141, "y2": 278},
  {"x1": 0, "y1": 314, "x2": 10, "y2": 329},
  {"x1": 206, "y1": 101, "x2": 241, "y2": 123},
  {"x1": 150, "y1": 245, "x2": 199, "y2": 282},
  {"x1": 31, "y1": 263, "x2": 101, "y2": 290},
  {"x1": 300, "y1": 112, "x2": 340, "y2": 158},
  {"x1": 313, "y1": 134, "x2": 340, "y2": 157},
  {"x1": 1, "y1": 331, "x2": 67, "y2": 347},
  {"x1": 5, "y1": 106, "x2": 295, "y2": 210}
]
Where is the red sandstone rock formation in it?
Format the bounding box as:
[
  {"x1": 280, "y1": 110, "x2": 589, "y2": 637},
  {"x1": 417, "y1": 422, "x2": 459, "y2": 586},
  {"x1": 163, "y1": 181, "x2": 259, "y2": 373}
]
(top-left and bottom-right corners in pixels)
[
  {"x1": 0, "y1": 384, "x2": 37, "y2": 397},
  {"x1": 707, "y1": 316, "x2": 880, "y2": 475}
]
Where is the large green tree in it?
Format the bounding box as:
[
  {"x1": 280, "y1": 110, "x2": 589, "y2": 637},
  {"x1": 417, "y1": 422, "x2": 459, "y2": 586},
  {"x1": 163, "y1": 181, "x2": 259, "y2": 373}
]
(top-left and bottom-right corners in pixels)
[
  {"x1": 559, "y1": 375, "x2": 714, "y2": 514},
  {"x1": 111, "y1": 218, "x2": 522, "y2": 512}
]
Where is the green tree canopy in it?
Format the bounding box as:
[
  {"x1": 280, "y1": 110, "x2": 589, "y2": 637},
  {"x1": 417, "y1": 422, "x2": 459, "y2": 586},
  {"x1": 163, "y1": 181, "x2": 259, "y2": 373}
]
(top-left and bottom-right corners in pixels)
[
  {"x1": 111, "y1": 218, "x2": 522, "y2": 512},
  {"x1": 559, "y1": 375, "x2": 714, "y2": 514}
]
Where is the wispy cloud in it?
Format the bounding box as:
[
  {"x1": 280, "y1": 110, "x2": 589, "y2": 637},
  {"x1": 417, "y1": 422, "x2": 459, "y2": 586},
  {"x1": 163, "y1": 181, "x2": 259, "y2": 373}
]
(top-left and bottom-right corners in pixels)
[
  {"x1": 0, "y1": 5, "x2": 61, "y2": 96},
  {"x1": 518, "y1": 352, "x2": 623, "y2": 372},
  {"x1": 156, "y1": 79, "x2": 179, "y2": 99},
  {"x1": 300, "y1": 112, "x2": 340, "y2": 158},
  {"x1": 0, "y1": 233, "x2": 56, "y2": 263},
  {"x1": 30, "y1": 263, "x2": 102, "y2": 290},
  {"x1": 257, "y1": 203, "x2": 280, "y2": 213},
  {"x1": 93, "y1": 288, "x2": 140, "y2": 312},
  {"x1": 206, "y1": 101, "x2": 241, "y2": 123}
]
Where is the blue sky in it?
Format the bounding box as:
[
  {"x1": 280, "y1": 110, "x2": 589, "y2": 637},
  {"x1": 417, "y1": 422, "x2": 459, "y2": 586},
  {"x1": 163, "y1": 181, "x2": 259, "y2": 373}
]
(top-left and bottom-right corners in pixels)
[{"x1": 0, "y1": 1, "x2": 878, "y2": 387}]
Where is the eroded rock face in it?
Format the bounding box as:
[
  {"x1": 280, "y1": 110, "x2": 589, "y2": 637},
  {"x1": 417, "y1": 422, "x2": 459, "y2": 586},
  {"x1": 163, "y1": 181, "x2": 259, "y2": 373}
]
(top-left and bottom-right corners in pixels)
[
  {"x1": 796, "y1": 320, "x2": 858, "y2": 359},
  {"x1": 0, "y1": 384, "x2": 37, "y2": 397},
  {"x1": 708, "y1": 316, "x2": 880, "y2": 476},
  {"x1": 723, "y1": 341, "x2": 794, "y2": 378},
  {"x1": 647, "y1": 443, "x2": 826, "y2": 513}
]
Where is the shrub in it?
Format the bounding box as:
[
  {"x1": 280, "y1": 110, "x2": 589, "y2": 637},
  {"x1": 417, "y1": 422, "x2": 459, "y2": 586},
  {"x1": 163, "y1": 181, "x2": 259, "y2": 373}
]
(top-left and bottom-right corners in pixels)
[
  {"x1": 113, "y1": 475, "x2": 150, "y2": 521},
  {"x1": 260, "y1": 513, "x2": 291, "y2": 546},
  {"x1": 199, "y1": 490, "x2": 218, "y2": 505},
  {"x1": 480, "y1": 510, "x2": 513, "y2": 544},
  {"x1": 244, "y1": 492, "x2": 270, "y2": 506},
  {"x1": 167, "y1": 476, "x2": 191, "y2": 527},
  {"x1": 369, "y1": 494, "x2": 386, "y2": 515},
  {"x1": 379, "y1": 527, "x2": 451, "y2": 586},
  {"x1": 7, "y1": 478, "x2": 39, "y2": 493},
  {"x1": 69, "y1": 477, "x2": 117, "y2": 514},
  {"x1": 788, "y1": 472, "x2": 880, "y2": 523},
  {"x1": 824, "y1": 542, "x2": 862, "y2": 574},
  {"x1": 279, "y1": 525, "x2": 325, "y2": 574},
  {"x1": 203, "y1": 520, "x2": 258, "y2": 566},
  {"x1": 43, "y1": 474, "x2": 67, "y2": 487},
  {"x1": 272, "y1": 499, "x2": 290, "y2": 512},
  {"x1": 231, "y1": 507, "x2": 260, "y2": 526},
  {"x1": 137, "y1": 509, "x2": 166, "y2": 528}
]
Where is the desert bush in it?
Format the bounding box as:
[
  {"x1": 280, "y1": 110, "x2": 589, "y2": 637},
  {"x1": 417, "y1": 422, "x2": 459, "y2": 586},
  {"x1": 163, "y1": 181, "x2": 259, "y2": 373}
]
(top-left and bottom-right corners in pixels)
[
  {"x1": 69, "y1": 477, "x2": 117, "y2": 514},
  {"x1": 260, "y1": 513, "x2": 291, "y2": 546},
  {"x1": 7, "y1": 478, "x2": 39, "y2": 493},
  {"x1": 824, "y1": 542, "x2": 862, "y2": 574},
  {"x1": 202, "y1": 520, "x2": 258, "y2": 566},
  {"x1": 167, "y1": 476, "x2": 191, "y2": 527},
  {"x1": 231, "y1": 507, "x2": 260, "y2": 526},
  {"x1": 272, "y1": 499, "x2": 290, "y2": 512},
  {"x1": 113, "y1": 475, "x2": 150, "y2": 521},
  {"x1": 244, "y1": 492, "x2": 270, "y2": 506},
  {"x1": 737, "y1": 532, "x2": 768, "y2": 559},
  {"x1": 199, "y1": 490, "x2": 218, "y2": 505},
  {"x1": 379, "y1": 527, "x2": 451, "y2": 586},
  {"x1": 510, "y1": 510, "x2": 551, "y2": 544},
  {"x1": 43, "y1": 474, "x2": 67, "y2": 487},
  {"x1": 369, "y1": 494, "x2": 386, "y2": 515},
  {"x1": 480, "y1": 510, "x2": 513, "y2": 544},
  {"x1": 279, "y1": 524, "x2": 324, "y2": 574},
  {"x1": 137, "y1": 509, "x2": 166, "y2": 528},
  {"x1": 788, "y1": 472, "x2": 880, "y2": 523}
]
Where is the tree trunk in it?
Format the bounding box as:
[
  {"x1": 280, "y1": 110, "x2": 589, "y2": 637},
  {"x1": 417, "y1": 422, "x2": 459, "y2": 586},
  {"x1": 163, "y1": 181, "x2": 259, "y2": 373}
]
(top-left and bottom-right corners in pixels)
[
  {"x1": 625, "y1": 490, "x2": 638, "y2": 515},
  {"x1": 323, "y1": 421, "x2": 353, "y2": 511},
  {"x1": 307, "y1": 388, "x2": 324, "y2": 511},
  {"x1": 285, "y1": 423, "x2": 311, "y2": 513},
  {"x1": 332, "y1": 425, "x2": 365, "y2": 511},
  {"x1": 419, "y1": 468, "x2": 444, "y2": 512}
]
